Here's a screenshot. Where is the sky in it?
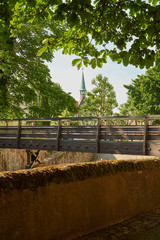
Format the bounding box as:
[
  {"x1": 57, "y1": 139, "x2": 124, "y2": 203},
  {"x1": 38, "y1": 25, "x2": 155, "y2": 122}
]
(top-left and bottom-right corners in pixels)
[{"x1": 47, "y1": 50, "x2": 146, "y2": 108}]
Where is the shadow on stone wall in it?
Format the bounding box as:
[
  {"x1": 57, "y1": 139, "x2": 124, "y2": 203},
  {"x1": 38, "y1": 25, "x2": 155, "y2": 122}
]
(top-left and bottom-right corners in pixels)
[{"x1": 0, "y1": 158, "x2": 160, "y2": 240}]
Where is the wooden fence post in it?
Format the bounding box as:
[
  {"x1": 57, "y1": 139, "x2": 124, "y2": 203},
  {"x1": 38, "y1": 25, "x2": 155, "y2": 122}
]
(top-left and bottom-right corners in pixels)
[
  {"x1": 143, "y1": 117, "x2": 149, "y2": 155},
  {"x1": 96, "y1": 118, "x2": 101, "y2": 153},
  {"x1": 32, "y1": 121, "x2": 35, "y2": 134},
  {"x1": 26, "y1": 150, "x2": 31, "y2": 168},
  {"x1": 67, "y1": 120, "x2": 70, "y2": 126},
  {"x1": 5, "y1": 121, "x2": 8, "y2": 127},
  {"x1": 32, "y1": 121, "x2": 35, "y2": 126},
  {"x1": 56, "y1": 119, "x2": 62, "y2": 151},
  {"x1": 17, "y1": 120, "x2": 21, "y2": 149},
  {"x1": 5, "y1": 121, "x2": 8, "y2": 135}
]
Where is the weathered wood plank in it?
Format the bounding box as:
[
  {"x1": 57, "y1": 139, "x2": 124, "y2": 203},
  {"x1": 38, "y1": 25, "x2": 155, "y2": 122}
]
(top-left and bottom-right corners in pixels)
[
  {"x1": 147, "y1": 135, "x2": 160, "y2": 140},
  {"x1": 101, "y1": 133, "x2": 144, "y2": 138},
  {"x1": 0, "y1": 134, "x2": 17, "y2": 138},
  {"x1": 100, "y1": 129, "x2": 144, "y2": 134},
  {"x1": 101, "y1": 130, "x2": 144, "y2": 134},
  {"x1": 21, "y1": 126, "x2": 58, "y2": 130},
  {"x1": 19, "y1": 139, "x2": 57, "y2": 151},
  {"x1": 148, "y1": 131, "x2": 160, "y2": 135},
  {"x1": 148, "y1": 126, "x2": 160, "y2": 130},
  {"x1": 61, "y1": 134, "x2": 96, "y2": 140},
  {"x1": 101, "y1": 125, "x2": 144, "y2": 129},
  {"x1": 62, "y1": 127, "x2": 97, "y2": 131},
  {"x1": 0, "y1": 115, "x2": 159, "y2": 122},
  {"x1": 100, "y1": 142, "x2": 143, "y2": 155},
  {"x1": 61, "y1": 130, "x2": 96, "y2": 135},
  {"x1": 0, "y1": 138, "x2": 17, "y2": 148},
  {"x1": 21, "y1": 133, "x2": 57, "y2": 139},
  {"x1": 100, "y1": 135, "x2": 144, "y2": 140},
  {"x1": 146, "y1": 143, "x2": 160, "y2": 156},
  {"x1": 21, "y1": 131, "x2": 58, "y2": 136},
  {"x1": 0, "y1": 127, "x2": 18, "y2": 130},
  {"x1": 59, "y1": 140, "x2": 97, "y2": 153},
  {"x1": 61, "y1": 132, "x2": 96, "y2": 136}
]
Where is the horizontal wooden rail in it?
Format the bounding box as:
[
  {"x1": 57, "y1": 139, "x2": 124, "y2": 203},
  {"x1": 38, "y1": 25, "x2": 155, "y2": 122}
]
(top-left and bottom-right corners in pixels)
[
  {"x1": 0, "y1": 115, "x2": 160, "y2": 156},
  {"x1": 0, "y1": 114, "x2": 160, "y2": 122}
]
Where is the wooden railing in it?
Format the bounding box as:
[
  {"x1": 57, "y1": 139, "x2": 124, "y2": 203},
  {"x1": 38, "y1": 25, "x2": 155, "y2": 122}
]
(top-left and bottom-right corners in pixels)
[{"x1": 0, "y1": 115, "x2": 160, "y2": 156}]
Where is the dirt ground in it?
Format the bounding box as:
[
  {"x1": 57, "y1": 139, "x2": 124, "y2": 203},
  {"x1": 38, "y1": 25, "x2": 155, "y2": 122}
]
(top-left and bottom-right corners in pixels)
[{"x1": 75, "y1": 208, "x2": 160, "y2": 240}]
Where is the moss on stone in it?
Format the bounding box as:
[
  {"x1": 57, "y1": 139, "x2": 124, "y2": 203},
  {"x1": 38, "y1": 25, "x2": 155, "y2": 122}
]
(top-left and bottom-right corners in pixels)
[{"x1": 0, "y1": 158, "x2": 160, "y2": 193}]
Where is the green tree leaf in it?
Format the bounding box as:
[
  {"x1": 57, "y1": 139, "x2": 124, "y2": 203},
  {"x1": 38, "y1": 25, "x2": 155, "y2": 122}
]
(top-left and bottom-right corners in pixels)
[
  {"x1": 72, "y1": 58, "x2": 82, "y2": 66},
  {"x1": 90, "y1": 58, "x2": 97, "y2": 69},
  {"x1": 37, "y1": 45, "x2": 48, "y2": 56}
]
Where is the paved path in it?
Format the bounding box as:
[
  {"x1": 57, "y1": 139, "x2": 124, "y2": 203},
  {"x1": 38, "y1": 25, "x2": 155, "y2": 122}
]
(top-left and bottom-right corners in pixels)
[{"x1": 75, "y1": 209, "x2": 160, "y2": 240}]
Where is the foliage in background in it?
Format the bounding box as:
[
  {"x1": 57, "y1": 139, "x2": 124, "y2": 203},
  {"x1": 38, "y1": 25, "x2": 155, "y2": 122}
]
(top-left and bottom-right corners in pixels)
[
  {"x1": 11, "y1": 0, "x2": 160, "y2": 69},
  {"x1": 120, "y1": 65, "x2": 160, "y2": 116},
  {"x1": 119, "y1": 97, "x2": 139, "y2": 116},
  {"x1": 81, "y1": 74, "x2": 118, "y2": 117},
  {"x1": 1, "y1": 0, "x2": 160, "y2": 119},
  {"x1": 0, "y1": 0, "x2": 78, "y2": 118}
]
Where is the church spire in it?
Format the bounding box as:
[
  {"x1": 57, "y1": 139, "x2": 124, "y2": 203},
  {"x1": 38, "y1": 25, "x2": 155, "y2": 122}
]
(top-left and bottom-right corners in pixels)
[
  {"x1": 80, "y1": 70, "x2": 86, "y2": 93},
  {"x1": 79, "y1": 69, "x2": 86, "y2": 107}
]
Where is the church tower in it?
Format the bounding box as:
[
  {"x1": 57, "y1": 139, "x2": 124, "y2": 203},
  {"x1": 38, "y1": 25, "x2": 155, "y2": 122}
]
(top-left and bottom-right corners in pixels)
[{"x1": 78, "y1": 70, "x2": 86, "y2": 107}]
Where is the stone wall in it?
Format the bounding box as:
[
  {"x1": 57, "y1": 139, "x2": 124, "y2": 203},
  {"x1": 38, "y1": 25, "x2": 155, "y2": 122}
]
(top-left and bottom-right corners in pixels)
[
  {"x1": 0, "y1": 149, "x2": 54, "y2": 171},
  {"x1": 0, "y1": 149, "x2": 27, "y2": 171},
  {"x1": 0, "y1": 148, "x2": 153, "y2": 172},
  {"x1": 32, "y1": 151, "x2": 95, "y2": 168},
  {"x1": 0, "y1": 158, "x2": 160, "y2": 240}
]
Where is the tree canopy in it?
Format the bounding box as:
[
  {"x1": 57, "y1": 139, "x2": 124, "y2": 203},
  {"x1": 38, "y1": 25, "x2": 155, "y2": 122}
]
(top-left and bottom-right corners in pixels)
[
  {"x1": 10, "y1": 0, "x2": 160, "y2": 69},
  {"x1": 0, "y1": 0, "x2": 78, "y2": 118},
  {"x1": 119, "y1": 96, "x2": 139, "y2": 116},
  {"x1": 120, "y1": 65, "x2": 160, "y2": 115},
  {"x1": 81, "y1": 74, "x2": 118, "y2": 117},
  {"x1": 1, "y1": 0, "x2": 160, "y2": 118}
]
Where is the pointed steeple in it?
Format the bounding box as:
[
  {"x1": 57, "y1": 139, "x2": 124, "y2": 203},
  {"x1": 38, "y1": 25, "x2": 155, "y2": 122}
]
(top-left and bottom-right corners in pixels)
[
  {"x1": 79, "y1": 70, "x2": 86, "y2": 107},
  {"x1": 80, "y1": 71, "x2": 86, "y2": 93}
]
